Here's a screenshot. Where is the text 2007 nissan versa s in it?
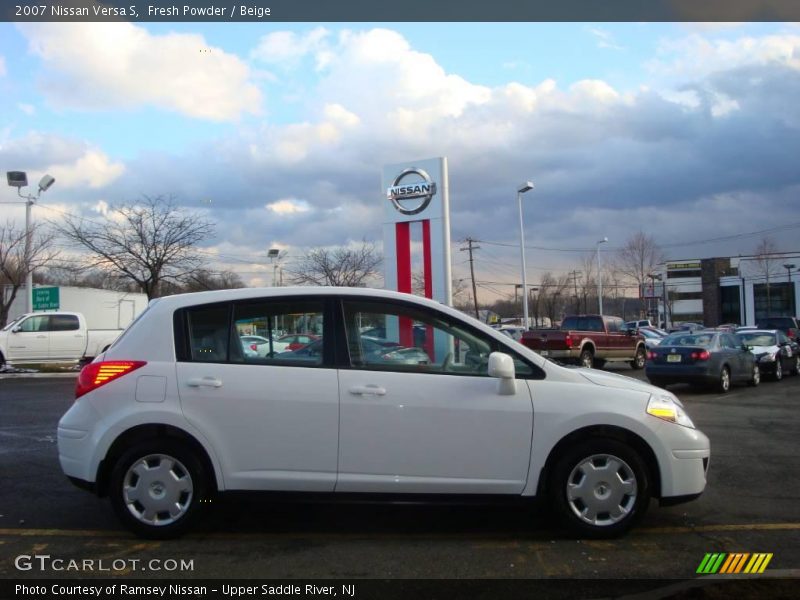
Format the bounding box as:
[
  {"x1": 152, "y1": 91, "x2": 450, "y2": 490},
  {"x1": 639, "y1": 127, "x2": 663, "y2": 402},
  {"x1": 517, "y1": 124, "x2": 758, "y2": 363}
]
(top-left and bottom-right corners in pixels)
[{"x1": 58, "y1": 288, "x2": 709, "y2": 538}]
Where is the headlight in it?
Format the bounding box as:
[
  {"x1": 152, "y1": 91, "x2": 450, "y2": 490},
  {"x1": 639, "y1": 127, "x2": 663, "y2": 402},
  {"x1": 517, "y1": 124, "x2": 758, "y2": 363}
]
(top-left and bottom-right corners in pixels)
[
  {"x1": 758, "y1": 353, "x2": 776, "y2": 363},
  {"x1": 647, "y1": 394, "x2": 695, "y2": 429}
]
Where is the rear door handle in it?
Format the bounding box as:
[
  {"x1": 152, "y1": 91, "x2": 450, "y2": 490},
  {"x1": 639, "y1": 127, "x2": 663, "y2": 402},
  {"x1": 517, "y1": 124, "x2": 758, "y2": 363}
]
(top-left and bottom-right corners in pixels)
[
  {"x1": 348, "y1": 384, "x2": 386, "y2": 396},
  {"x1": 187, "y1": 377, "x2": 223, "y2": 388}
]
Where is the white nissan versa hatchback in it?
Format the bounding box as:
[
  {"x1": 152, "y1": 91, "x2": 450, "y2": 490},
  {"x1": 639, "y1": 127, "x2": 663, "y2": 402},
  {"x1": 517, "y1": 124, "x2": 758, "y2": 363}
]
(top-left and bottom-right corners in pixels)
[{"x1": 58, "y1": 288, "x2": 710, "y2": 539}]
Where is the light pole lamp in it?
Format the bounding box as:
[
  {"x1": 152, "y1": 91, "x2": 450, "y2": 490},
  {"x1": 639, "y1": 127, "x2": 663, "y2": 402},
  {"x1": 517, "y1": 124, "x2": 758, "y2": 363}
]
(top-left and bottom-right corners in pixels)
[
  {"x1": 268, "y1": 248, "x2": 287, "y2": 287},
  {"x1": 5, "y1": 171, "x2": 56, "y2": 313},
  {"x1": 517, "y1": 181, "x2": 534, "y2": 329},
  {"x1": 596, "y1": 237, "x2": 608, "y2": 315}
]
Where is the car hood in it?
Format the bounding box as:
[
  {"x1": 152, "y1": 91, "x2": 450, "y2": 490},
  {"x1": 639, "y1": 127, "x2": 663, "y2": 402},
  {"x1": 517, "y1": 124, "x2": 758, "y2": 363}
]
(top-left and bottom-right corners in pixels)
[{"x1": 578, "y1": 369, "x2": 661, "y2": 395}]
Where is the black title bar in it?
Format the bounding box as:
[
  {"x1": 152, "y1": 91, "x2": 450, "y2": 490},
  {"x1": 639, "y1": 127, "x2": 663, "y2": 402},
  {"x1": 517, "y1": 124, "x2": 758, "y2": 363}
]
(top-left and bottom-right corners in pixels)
[{"x1": 3, "y1": 0, "x2": 800, "y2": 22}]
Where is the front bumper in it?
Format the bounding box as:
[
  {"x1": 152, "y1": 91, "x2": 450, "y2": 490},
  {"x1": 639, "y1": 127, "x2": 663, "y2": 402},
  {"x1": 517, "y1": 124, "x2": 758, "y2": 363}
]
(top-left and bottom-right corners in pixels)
[{"x1": 656, "y1": 424, "x2": 710, "y2": 499}]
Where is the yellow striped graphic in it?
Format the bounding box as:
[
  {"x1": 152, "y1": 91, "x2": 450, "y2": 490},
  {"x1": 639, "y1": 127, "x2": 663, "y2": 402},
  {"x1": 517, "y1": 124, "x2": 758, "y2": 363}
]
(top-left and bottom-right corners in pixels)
[{"x1": 743, "y1": 553, "x2": 773, "y2": 574}]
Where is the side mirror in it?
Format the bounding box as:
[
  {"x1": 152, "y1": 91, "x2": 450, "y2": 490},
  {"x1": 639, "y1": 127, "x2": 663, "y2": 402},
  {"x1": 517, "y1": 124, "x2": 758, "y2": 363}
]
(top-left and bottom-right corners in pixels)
[
  {"x1": 11, "y1": 326, "x2": 21, "y2": 333},
  {"x1": 488, "y1": 352, "x2": 516, "y2": 395}
]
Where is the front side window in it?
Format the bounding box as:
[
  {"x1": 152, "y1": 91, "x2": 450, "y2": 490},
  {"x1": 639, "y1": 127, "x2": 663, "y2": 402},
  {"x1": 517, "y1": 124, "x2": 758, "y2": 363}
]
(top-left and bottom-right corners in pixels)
[
  {"x1": 342, "y1": 299, "x2": 537, "y2": 377},
  {"x1": 19, "y1": 316, "x2": 50, "y2": 332}
]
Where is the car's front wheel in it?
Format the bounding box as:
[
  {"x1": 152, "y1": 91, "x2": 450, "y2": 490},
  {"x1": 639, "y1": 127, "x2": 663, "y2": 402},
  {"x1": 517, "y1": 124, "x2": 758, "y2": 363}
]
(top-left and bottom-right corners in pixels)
[
  {"x1": 794, "y1": 355, "x2": 800, "y2": 376},
  {"x1": 774, "y1": 359, "x2": 783, "y2": 381},
  {"x1": 748, "y1": 363, "x2": 760, "y2": 387},
  {"x1": 109, "y1": 440, "x2": 208, "y2": 539},
  {"x1": 717, "y1": 366, "x2": 731, "y2": 393},
  {"x1": 548, "y1": 438, "x2": 650, "y2": 538}
]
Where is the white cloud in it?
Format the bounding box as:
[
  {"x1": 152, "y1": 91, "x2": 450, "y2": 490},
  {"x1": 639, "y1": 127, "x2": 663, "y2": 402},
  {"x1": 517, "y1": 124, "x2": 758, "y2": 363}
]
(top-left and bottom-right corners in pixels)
[
  {"x1": 251, "y1": 27, "x2": 330, "y2": 67},
  {"x1": 588, "y1": 28, "x2": 624, "y2": 50},
  {"x1": 18, "y1": 103, "x2": 35, "y2": 115},
  {"x1": 46, "y1": 149, "x2": 125, "y2": 189},
  {"x1": 18, "y1": 23, "x2": 262, "y2": 121},
  {"x1": 0, "y1": 55, "x2": 6, "y2": 76},
  {"x1": 649, "y1": 33, "x2": 800, "y2": 79},
  {"x1": 266, "y1": 199, "x2": 311, "y2": 215}
]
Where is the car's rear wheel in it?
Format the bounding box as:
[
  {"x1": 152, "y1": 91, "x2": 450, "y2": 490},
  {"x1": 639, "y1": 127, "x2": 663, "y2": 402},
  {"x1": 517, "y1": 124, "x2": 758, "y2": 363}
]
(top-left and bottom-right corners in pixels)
[
  {"x1": 748, "y1": 364, "x2": 761, "y2": 387},
  {"x1": 580, "y1": 349, "x2": 594, "y2": 369},
  {"x1": 548, "y1": 438, "x2": 650, "y2": 538},
  {"x1": 717, "y1": 366, "x2": 731, "y2": 393},
  {"x1": 794, "y1": 355, "x2": 800, "y2": 375},
  {"x1": 630, "y1": 346, "x2": 646, "y2": 370},
  {"x1": 774, "y1": 360, "x2": 783, "y2": 381},
  {"x1": 109, "y1": 440, "x2": 208, "y2": 539}
]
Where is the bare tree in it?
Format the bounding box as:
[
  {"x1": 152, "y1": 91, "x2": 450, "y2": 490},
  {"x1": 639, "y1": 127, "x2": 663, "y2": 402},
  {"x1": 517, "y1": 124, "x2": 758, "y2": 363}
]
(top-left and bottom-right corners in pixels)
[
  {"x1": 539, "y1": 272, "x2": 570, "y2": 326},
  {"x1": 0, "y1": 221, "x2": 59, "y2": 326},
  {"x1": 53, "y1": 195, "x2": 215, "y2": 299},
  {"x1": 614, "y1": 231, "x2": 665, "y2": 316},
  {"x1": 289, "y1": 240, "x2": 382, "y2": 287},
  {"x1": 753, "y1": 237, "x2": 783, "y2": 317},
  {"x1": 412, "y1": 271, "x2": 469, "y2": 307},
  {"x1": 180, "y1": 269, "x2": 245, "y2": 293}
]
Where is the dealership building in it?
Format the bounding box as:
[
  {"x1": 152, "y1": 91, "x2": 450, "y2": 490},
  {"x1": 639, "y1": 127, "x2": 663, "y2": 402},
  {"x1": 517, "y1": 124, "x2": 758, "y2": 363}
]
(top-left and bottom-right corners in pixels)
[{"x1": 658, "y1": 254, "x2": 800, "y2": 327}]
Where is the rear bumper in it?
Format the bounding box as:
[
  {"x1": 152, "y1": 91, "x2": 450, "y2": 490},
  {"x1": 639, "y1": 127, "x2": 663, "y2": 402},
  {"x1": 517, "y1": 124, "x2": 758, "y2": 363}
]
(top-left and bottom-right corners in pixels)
[{"x1": 645, "y1": 364, "x2": 716, "y2": 385}]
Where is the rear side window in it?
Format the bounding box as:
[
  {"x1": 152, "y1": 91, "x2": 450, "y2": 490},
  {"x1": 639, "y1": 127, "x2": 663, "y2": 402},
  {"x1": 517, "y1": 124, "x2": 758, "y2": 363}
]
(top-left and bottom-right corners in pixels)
[
  {"x1": 561, "y1": 316, "x2": 603, "y2": 332},
  {"x1": 186, "y1": 305, "x2": 230, "y2": 362},
  {"x1": 50, "y1": 314, "x2": 79, "y2": 331}
]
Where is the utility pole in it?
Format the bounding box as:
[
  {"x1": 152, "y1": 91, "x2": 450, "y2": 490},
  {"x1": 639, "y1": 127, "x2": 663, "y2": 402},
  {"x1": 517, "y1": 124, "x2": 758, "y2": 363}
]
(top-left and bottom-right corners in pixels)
[
  {"x1": 570, "y1": 270, "x2": 582, "y2": 313},
  {"x1": 460, "y1": 237, "x2": 480, "y2": 319}
]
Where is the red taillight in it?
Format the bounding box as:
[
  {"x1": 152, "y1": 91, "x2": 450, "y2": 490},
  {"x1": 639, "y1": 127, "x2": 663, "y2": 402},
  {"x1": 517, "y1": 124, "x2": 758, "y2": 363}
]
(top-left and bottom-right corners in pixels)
[
  {"x1": 789, "y1": 329, "x2": 797, "y2": 340},
  {"x1": 565, "y1": 335, "x2": 573, "y2": 349},
  {"x1": 647, "y1": 351, "x2": 656, "y2": 360},
  {"x1": 690, "y1": 350, "x2": 710, "y2": 361},
  {"x1": 250, "y1": 343, "x2": 258, "y2": 351},
  {"x1": 75, "y1": 360, "x2": 147, "y2": 399}
]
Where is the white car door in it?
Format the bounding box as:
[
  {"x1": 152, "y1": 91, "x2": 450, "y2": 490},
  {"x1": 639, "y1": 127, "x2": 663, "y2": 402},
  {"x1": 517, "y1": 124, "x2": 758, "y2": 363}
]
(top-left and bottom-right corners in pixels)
[
  {"x1": 48, "y1": 314, "x2": 86, "y2": 360},
  {"x1": 336, "y1": 298, "x2": 535, "y2": 495},
  {"x1": 8, "y1": 315, "x2": 50, "y2": 361},
  {"x1": 176, "y1": 298, "x2": 338, "y2": 492}
]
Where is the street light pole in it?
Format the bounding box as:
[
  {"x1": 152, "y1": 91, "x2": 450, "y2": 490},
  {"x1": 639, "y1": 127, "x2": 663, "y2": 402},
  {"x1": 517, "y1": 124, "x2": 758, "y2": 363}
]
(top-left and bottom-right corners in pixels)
[
  {"x1": 784, "y1": 263, "x2": 796, "y2": 315},
  {"x1": 517, "y1": 181, "x2": 534, "y2": 329},
  {"x1": 596, "y1": 237, "x2": 608, "y2": 314},
  {"x1": 5, "y1": 172, "x2": 55, "y2": 314}
]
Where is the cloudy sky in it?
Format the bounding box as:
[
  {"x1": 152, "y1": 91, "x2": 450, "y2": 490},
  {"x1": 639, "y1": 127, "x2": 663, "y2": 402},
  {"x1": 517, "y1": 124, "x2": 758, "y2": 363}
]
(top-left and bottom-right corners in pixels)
[{"x1": 1, "y1": 21, "x2": 799, "y2": 301}]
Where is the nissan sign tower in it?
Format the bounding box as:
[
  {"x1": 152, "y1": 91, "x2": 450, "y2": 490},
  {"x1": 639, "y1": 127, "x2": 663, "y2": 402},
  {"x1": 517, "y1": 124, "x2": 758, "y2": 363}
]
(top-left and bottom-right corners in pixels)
[{"x1": 382, "y1": 157, "x2": 453, "y2": 360}]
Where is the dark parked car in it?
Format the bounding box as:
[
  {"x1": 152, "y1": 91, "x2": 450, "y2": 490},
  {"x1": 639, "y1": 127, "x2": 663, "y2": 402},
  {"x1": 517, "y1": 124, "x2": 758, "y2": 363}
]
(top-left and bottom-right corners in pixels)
[
  {"x1": 755, "y1": 317, "x2": 799, "y2": 341},
  {"x1": 736, "y1": 329, "x2": 800, "y2": 380},
  {"x1": 646, "y1": 330, "x2": 759, "y2": 392}
]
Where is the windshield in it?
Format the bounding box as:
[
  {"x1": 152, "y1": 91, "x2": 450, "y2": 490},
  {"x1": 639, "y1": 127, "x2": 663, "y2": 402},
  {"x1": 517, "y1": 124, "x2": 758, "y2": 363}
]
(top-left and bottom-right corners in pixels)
[
  {"x1": 737, "y1": 332, "x2": 776, "y2": 347},
  {"x1": 661, "y1": 333, "x2": 715, "y2": 347},
  {"x1": 2, "y1": 317, "x2": 24, "y2": 332}
]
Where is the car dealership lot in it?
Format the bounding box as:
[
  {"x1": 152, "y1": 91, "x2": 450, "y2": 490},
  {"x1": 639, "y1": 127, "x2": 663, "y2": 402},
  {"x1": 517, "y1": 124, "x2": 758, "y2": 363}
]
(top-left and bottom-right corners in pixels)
[{"x1": 1, "y1": 371, "x2": 798, "y2": 582}]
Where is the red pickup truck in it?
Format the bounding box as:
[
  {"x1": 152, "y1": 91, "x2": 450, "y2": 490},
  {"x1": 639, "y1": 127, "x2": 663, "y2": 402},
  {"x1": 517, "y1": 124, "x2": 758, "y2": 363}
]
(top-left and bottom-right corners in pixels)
[{"x1": 521, "y1": 315, "x2": 647, "y2": 370}]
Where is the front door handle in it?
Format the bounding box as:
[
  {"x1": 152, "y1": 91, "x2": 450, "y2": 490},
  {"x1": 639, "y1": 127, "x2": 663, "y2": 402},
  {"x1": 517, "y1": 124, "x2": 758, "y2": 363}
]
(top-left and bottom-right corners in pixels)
[
  {"x1": 348, "y1": 384, "x2": 387, "y2": 396},
  {"x1": 187, "y1": 377, "x2": 223, "y2": 388}
]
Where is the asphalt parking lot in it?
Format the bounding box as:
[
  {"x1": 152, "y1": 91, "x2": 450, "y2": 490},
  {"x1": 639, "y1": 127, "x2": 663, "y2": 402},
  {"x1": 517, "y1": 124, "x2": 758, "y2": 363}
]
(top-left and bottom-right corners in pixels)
[{"x1": 1, "y1": 369, "x2": 798, "y2": 594}]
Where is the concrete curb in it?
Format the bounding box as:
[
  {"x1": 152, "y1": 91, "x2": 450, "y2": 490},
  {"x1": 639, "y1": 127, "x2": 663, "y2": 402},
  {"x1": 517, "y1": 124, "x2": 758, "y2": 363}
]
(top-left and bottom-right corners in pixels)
[{"x1": 0, "y1": 372, "x2": 79, "y2": 379}]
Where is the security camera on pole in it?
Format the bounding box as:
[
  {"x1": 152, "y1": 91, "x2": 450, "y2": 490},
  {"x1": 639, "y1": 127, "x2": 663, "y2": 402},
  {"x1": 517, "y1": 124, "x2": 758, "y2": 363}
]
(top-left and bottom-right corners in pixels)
[{"x1": 5, "y1": 171, "x2": 56, "y2": 313}]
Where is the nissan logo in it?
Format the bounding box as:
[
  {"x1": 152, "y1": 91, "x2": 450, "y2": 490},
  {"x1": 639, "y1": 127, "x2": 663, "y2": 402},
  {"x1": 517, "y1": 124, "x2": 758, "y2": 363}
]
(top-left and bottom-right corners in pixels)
[{"x1": 386, "y1": 168, "x2": 437, "y2": 215}]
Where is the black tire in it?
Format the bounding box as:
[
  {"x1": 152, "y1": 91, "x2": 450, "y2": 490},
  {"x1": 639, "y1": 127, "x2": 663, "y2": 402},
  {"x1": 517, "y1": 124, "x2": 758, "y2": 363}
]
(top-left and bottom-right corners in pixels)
[
  {"x1": 579, "y1": 348, "x2": 594, "y2": 369},
  {"x1": 630, "y1": 346, "x2": 646, "y2": 370},
  {"x1": 717, "y1": 366, "x2": 731, "y2": 393},
  {"x1": 794, "y1": 355, "x2": 800, "y2": 376},
  {"x1": 748, "y1": 363, "x2": 761, "y2": 387},
  {"x1": 773, "y1": 359, "x2": 783, "y2": 381},
  {"x1": 548, "y1": 438, "x2": 650, "y2": 539},
  {"x1": 109, "y1": 439, "x2": 208, "y2": 539}
]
